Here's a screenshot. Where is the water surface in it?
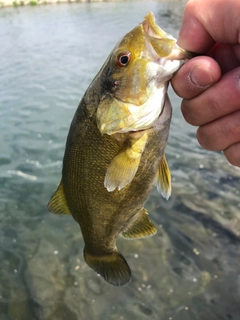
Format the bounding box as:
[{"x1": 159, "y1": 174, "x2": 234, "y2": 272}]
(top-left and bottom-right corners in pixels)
[{"x1": 1, "y1": 1, "x2": 240, "y2": 319}]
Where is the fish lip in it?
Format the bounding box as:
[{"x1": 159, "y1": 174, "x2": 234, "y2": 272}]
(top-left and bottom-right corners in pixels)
[
  {"x1": 142, "y1": 12, "x2": 170, "y2": 39},
  {"x1": 155, "y1": 46, "x2": 189, "y2": 63},
  {"x1": 165, "y1": 45, "x2": 191, "y2": 61}
]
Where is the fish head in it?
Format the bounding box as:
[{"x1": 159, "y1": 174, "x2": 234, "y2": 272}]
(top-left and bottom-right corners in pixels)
[{"x1": 97, "y1": 12, "x2": 190, "y2": 135}]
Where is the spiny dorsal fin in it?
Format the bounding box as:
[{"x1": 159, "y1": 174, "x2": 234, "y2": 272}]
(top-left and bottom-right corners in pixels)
[
  {"x1": 121, "y1": 208, "x2": 157, "y2": 239},
  {"x1": 104, "y1": 133, "x2": 148, "y2": 192},
  {"x1": 48, "y1": 180, "x2": 71, "y2": 215},
  {"x1": 84, "y1": 249, "x2": 131, "y2": 287},
  {"x1": 156, "y1": 154, "x2": 171, "y2": 200}
]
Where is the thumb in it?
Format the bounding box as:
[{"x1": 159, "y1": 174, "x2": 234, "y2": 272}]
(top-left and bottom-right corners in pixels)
[{"x1": 171, "y1": 56, "x2": 221, "y2": 99}]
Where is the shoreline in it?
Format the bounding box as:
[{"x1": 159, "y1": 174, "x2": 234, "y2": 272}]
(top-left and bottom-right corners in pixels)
[
  {"x1": 0, "y1": 0, "x2": 187, "y2": 8},
  {"x1": 0, "y1": 0, "x2": 114, "y2": 8}
]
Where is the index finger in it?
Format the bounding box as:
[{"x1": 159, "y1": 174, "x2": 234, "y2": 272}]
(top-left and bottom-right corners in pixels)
[{"x1": 178, "y1": 0, "x2": 240, "y2": 53}]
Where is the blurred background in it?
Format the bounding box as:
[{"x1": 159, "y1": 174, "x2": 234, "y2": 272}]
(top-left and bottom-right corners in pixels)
[{"x1": 1, "y1": 1, "x2": 240, "y2": 319}]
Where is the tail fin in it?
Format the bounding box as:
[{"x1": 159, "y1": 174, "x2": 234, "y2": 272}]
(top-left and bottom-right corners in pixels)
[{"x1": 84, "y1": 249, "x2": 131, "y2": 286}]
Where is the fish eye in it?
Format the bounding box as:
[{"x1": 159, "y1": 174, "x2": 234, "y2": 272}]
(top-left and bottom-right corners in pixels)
[{"x1": 116, "y1": 52, "x2": 131, "y2": 67}]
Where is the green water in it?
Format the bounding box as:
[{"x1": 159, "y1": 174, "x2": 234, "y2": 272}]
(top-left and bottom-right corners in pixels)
[{"x1": 1, "y1": 1, "x2": 240, "y2": 319}]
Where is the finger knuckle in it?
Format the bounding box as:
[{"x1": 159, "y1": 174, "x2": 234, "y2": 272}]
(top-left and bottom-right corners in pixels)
[
  {"x1": 224, "y1": 143, "x2": 240, "y2": 167},
  {"x1": 196, "y1": 126, "x2": 213, "y2": 150},
  {"x1": 181, "y1": 101, "x2": 202, "y2": 126}
]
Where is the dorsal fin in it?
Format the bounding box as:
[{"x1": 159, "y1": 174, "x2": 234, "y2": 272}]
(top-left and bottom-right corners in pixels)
[
  {"x1": 48, "y1": 180, "x2": 71, "y2": 215},
  {"x1": 156, "y1": 154, "x2": 171, "y2": 200},
  {"x1": 121, "y1": 208, "x2": 157, "y2": 239}
]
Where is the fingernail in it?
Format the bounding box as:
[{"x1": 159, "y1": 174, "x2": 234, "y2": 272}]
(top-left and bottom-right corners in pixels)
[{"x1": 190, "y1": 65, "x2": 214, "y2": 88}]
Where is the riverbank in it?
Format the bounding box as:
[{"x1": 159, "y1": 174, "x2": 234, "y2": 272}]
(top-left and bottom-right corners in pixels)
[
  {"x1": 0, "y1": 0, "x2": 118, "y2": 8},
  {"x1": 0, "y1": 0, "x2": 187, "y2": 8}
]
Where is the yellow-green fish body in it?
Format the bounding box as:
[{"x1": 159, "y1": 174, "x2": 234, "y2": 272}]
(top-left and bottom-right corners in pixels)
[{"x1": 48, "y1": 12, "x2": 189, "y2": 286}]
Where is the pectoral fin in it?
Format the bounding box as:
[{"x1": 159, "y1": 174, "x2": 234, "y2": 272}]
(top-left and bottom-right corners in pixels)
[
  {"x1": 104, "y1": 133, "x2": 148, "y2": 192},
  {"x1": 121, "y1": 208, "x2": 157, "y2": 239},
  {"x1": 156, "y1": 154, "x2": 171, "y2": 200},
  {"x1": 104, "y1": 149, "x2": 140, "y2": 192},
  {"x1": 48, "y1": 181, "x2": 71, "y2": 215}
]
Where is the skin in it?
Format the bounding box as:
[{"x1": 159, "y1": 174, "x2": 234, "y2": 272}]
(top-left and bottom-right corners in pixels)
[{"x1": 171, "y1": 0, "x2": 240, "y2": 167}]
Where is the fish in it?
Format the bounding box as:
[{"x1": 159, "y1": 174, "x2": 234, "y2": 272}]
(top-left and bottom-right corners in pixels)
[{"x1": 48, "y1": 12, "x2": 190, "y2": 286}]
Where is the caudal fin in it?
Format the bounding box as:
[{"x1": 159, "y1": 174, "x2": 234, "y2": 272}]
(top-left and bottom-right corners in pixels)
[{"x1": 84, "y1": 249, "x2": 131, "y2": 286}]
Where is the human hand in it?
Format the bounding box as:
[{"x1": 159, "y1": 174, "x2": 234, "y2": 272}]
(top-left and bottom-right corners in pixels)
[{"x1": 171, "y1": 0, "x2": 240, "y2": 167}]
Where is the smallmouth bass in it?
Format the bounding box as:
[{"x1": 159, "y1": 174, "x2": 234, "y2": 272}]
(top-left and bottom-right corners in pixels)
[{"x1": 48, "y1": 12, "x2": 190, "y2": 286}]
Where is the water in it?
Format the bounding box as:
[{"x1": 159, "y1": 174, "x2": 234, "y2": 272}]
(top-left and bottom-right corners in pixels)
[{"x1": 1, "y1": 1, "x2": 240, "y2": 319}]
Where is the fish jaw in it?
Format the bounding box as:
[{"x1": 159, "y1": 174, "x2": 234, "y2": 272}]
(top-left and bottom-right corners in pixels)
[
  {"x1": 142, "y1": 12, "x2": 188, "y2": 61},
  {"x1": 98, "y1": 85, "x2": 167, "y2": 135},
  {"x1": 142, "y1": 11, "x2": 188, "y2": 83}
]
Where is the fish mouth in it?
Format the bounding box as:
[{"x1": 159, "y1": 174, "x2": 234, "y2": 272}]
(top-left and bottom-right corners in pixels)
[{"x1": 142, "y1": 12, "x2": 189, "y2": 61}]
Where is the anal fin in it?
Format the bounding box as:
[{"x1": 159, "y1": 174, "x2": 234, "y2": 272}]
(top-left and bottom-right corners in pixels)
[
  {"x1": 121, "y1": 208, "x2": 157, "y2": 239},
  {"x1": 156, "y1": 154, "x2": 171, "y2": 200},
  {"x1": 48, "y1": 180, "x2": 71, "y2": 215}
]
